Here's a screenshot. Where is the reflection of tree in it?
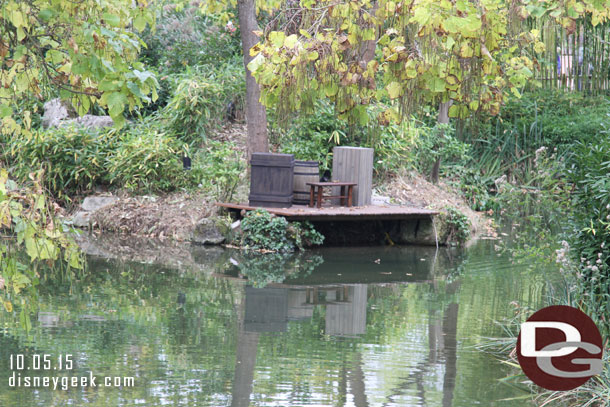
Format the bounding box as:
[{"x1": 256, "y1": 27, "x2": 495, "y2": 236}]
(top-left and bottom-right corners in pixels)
[
  {"x1": 233, "y1": 252, "x2": 323, "y2": 287},
  {"x1": 381, "y1": 281, "x2": 460, "y2": 407},
  {"x1": 231, "y1": 296, "x2": 260, "y2": 407},
  {"x1": 0, "y1": 257, "x2": 244, "y2": 407},
  {"x1": 442, "y1": 303, "x2": 458, "y2": 407},
  {"x1": 349, "y1": 351, "x2": 369, "y2": 407}
]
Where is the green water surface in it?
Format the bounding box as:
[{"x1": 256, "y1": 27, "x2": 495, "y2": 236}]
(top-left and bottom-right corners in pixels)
[{"x1": 0, "y1": 237, "x2": 560, "y2": 406}]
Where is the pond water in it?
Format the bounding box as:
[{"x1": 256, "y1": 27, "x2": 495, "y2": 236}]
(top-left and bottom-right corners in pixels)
[{"x1": 0, "y1": 236, "x2": 561, "y2": 407}]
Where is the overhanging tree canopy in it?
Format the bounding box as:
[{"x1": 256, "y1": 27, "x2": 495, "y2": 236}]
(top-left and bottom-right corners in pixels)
[
  {"x1": 248, "y1": 0, "x2": 610, "y2": 125},
  {"x1": 0, "y1": 0, "x2": 158, "y2": 134}
]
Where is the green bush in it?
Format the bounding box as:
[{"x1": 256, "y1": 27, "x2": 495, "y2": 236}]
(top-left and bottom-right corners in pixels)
[
  {"x1": 275, "y1": 100, "x2": 427, "y2": 177},
  {"x1": 275, "y1": 100, "x2": 343, "y2": 171},
  {"x1": 190, "y1": 140, "x2": 244, "y2": 202},
  {"x1": 239, "y1": 209, "x2": 324, "y2": 252},
  {"x1": 457, "y1": 90, "x2": 610, "y2": 212},
  {"x1": 140, "y1": 5, "x2": 241, "y2": 75},
  {"x1": 0, "y1": 126, "x2": 120, "y2": 201},
  {"x1": 164, "y1": 61, "x2": 245, "y2": 142},
  {"x1": 566, "y1": 136, "x2": 610, "y2": 334},
  {"x1": 0, "y1": 119, "x2": 246, "y2": 201},
  {"x1": 106, "y1": 127, "x2": 186, "y2": 192},
  {"x1": 442, "y1": 207, "x2": 470, "y2": 245}
]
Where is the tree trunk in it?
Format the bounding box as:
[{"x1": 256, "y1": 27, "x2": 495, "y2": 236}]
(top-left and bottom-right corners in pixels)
[
  {"x1": 431, "y1": 101, "x2": 451, "y2": 184},
  {"x1": 238, "y1": 0, "x2": 268, "y2": 160}
]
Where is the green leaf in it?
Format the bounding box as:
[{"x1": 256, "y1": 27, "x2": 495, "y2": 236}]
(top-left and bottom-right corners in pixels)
[
  {"x1": 324, "y1": 82, "x2": 339, "y2": 97},
  {"x1": 39, "y1": 8, "x2": 55, "y2": 22},
  {"x1": 284, "y1": 34, "x2": 298, "y2": 48},
  {"x1": 386, "y1": 81, "x2": 402, "y2": 99},
  {"x1": 106, "y1": 92, "x2": 127, "y2": 118},
  {"x1": 269, "y1": 31, "x2": 285, "y2": 48},
  {"x1": 103, "y1": 13, "x2": 121, "y2": 27},
  {"x1": 429, "y1": 77, "x2": 446, "y2": 93},
  {"x1": 127, "y1": 81, "x2": 146, "y2": 99},
  {"x1": 25, "y1": 237, "x2": 39, "y2": 261},
  {"x1": 133, "y1": 15, "x2": 147, "y2": 32},
  {"x1": 133, "y1": 70, "x2": 153, "y2": 83},
  {"x1": 0, "y1": 105, "x2": 12, "y2": 118}
]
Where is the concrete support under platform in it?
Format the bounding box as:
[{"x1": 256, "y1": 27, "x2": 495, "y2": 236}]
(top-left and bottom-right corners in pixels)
[
  {"x1": 398, "y1": 216, "x2": 438, "y2": 246},
  {"x1": 217, "y1": 203, "x2": 442, "y2": 247},
  {"x1": 309, "y1": 216, "x2": 439, "y2": 247}
]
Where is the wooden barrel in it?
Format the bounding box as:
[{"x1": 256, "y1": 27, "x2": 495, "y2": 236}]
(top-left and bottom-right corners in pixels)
[
  {"x1": 293, "y1": 161, "x2": 319, "y2": 205},
  {"x1": 249, "y1": 153, "x2": 294, "y2": 208}
]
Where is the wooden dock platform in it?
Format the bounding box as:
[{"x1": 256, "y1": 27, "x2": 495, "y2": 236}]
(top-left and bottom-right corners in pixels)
[{"x1": 217, "y1": 203, "x2": 438, "y2": 221}]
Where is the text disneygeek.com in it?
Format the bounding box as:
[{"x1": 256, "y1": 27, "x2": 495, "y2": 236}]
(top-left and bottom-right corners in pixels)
[
  {"x1": 8, "y1": 372, "x2": 135, "y2": 390},
  {"x1": 7, "y1": 354, "x2": 134, "y2": 390}
]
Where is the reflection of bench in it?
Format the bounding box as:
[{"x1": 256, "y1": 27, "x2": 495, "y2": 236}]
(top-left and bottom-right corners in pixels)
[{"x1": 307, "y1": 181, "x2": 356, "y2": 208}]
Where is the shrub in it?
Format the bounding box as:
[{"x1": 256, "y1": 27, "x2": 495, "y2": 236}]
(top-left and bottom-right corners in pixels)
[
  {"x1": 0, "y1": 118, "x2": 246, "y2": 201},
  {"x1": 190, "y1": 140, "x2": 245, "y2": 202},
  {"x1": 239, "y1": 209, "x2": 324, "y2": 252},
  {"x1": 275, "y1": 100, "x2": 425, "y2": 177},
  {"x1": 140, "y1": 4, "x2": 241, "y2": 75},
  {"x1": 442, "y1": 207, "x2": 470, "y2": 245},
  {"x1": 274, "y1": 100, "x2": 343, "y2": 171},
  {"x1": 106, "y1": 127, "x2": 186, "y2": 192},
  {"x1": 565, "y1": 136, "x2": 610, "y2": 334},
  {"x1": 164, "y1": 61, "x2": 245, "y2": 142},
  {"x1": 0, "y1": 126, "x2": 121, "y2": 201},
  {"x1": 412, "y1": 123, "x2": 471, "y2": 176}
]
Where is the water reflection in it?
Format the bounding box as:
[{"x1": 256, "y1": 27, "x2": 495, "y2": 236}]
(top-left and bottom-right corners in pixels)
[
  {"x1": 0, "y1": 235, "x2": 560, "y2": 407},
  {"x1": 232, "y1": 279, "x2": 461, "y2": 407}
]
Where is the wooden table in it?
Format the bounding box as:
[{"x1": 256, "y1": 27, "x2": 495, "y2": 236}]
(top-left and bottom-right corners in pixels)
[{"x1": 307, "y1": 181, "x2": 357, "y2": 208}]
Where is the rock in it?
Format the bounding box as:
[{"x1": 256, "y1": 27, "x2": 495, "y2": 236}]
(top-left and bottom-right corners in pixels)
[
  {"x1": 70, "y1": 196, "x2": 118, "y2": 229},
  {"x1": 72, "y1": 211, "x2": 91, "y2": 228},
  {"x1": 81, "y1": 196, "x2": 119, "y2": 212},
  {"x1": 190, "y1": 218, "x2": 225, "y2": 245},
  {"x1": 42, "y1": 98, "x2": 114, "y2": 129},
  {"x1": 42, "y1": 99, "x2": 69, "y2": 128},
  {"x1": 38, "y1": 312, "x2": 60, "y2": 328},
  {"x1": 61, "y1": 115, "x2": 115, "y2": 129}
]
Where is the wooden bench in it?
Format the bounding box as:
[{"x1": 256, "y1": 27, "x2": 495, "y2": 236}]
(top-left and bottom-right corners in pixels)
[{"x1": 307, "y1": 181, "x2": 357, "y2": 208}]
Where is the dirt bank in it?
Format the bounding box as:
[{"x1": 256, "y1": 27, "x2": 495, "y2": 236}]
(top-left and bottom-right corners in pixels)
[{"x1": 67, "y1": 123, "x2": 493, "y2": 244}]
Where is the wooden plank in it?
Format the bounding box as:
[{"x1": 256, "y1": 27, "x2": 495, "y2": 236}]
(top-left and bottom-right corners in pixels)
[
  {"x1": 332, "y1": 147, "x2": 374, "y2": 206},
  {"x1": 217, "y1": 202, "x2": 438, "y2": 221}
]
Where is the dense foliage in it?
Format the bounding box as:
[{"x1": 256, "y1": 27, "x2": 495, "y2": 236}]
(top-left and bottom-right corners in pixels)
[
  {"x1": 567, "y1": 137, "x2": 610, "y2": 336},
  {"x1": 0, "y1": 0, "x2": 158, "y2": 131},
  {"x1": 0, "y1": 170, "x2": 82, "y2": 328},
  {"x1": 239, "y1": 209, "x2": 324, "y2": 252},
  {"x1": 0, "y1": 124, "x2": 243, "y2": 202}
]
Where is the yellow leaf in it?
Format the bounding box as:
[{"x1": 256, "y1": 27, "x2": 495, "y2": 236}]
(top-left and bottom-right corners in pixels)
[
  {"x1": 386, "y1": 81, "x2": 402, "y2": 99},
  {"x1": 460, "y1": 43, "x2": 473, "y2": 58},
  {"x1": 3, "y1": 301, "x2": 13, "y2": 313}
]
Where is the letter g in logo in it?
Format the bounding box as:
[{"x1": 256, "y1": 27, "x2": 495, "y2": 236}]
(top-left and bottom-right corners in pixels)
[{"x1": 517, "y1": 305, "x2": 604, "y2": 391}]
